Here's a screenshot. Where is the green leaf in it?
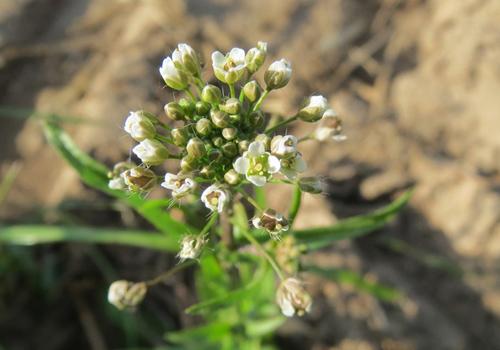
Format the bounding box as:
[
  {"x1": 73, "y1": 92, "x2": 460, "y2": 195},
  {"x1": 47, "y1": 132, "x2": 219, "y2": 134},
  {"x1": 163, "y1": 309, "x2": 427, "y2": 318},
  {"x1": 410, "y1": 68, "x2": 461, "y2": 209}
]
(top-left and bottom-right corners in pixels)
[
  {"x1": 293, "y1": 189, "x2": 413, "y2": 249},
  {"x1": 305, "y1": 265, "x2": 402, "y2": 302},
  {"x1": 245, "y1": 316, "x2": 285, "y2": 338},
  {"x1": 166, "y1": 321, "x2": 233, "y2": 349},
  {"x1": 0, "y1": 225, "x2": 178, "y2": 252},
  {"x1": 43, "y1": 121, "x2": 193, "y2": 240}
]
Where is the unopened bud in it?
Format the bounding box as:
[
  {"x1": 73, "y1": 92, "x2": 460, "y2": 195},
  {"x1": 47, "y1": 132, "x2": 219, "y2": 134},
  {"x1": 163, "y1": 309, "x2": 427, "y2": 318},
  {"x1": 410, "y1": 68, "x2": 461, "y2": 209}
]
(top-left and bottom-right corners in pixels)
[
  {"x1": 123, "y1": 167, "x2": 156, "y2": 192},
  {"x1": 298, "y1": 177, "x2": 325, "y2": 194},
  {"x1": 164, "y1": 102, "x2": 185, "y2": 121},
  {"x1": 238, "y1": 140, "x2": 250, "y2": 154},
  {"x1": 220, "y1": 98, "x2": 241, "y2": 115},
  {"x1": 208, "y1": 149, "x2": 223, "y2": 162},
  {"x1": 196, "y1": 118, "x2": 213, "y2": 136},
  {"x1": 159, "y1": 57, "x2": 189, "y2": 91},
  {"x1": 276, "y1": 278, "x2": 312, "y2": 317},
  {"x1": 242, "y1": 80, "x2": 261, "y2": 103},
  {"x1": 186, "y1": 138, "x2": 207, "y2": 158},
  {"x1": 255, "y1": 134, "x2": 271, "y2": 150},
  {"x1": 195, "y1": 101, "x2": 211, "y2": 115},
  {"x1": 264, "y1": 59, "x2": 292, "y2": 90},
  {"x1": 172, "y1": 43, "x2": 201, "y2": 77},
  {"x1": 297, "y1": 95, "x2": 329, "y2": 122},
  {"x1": 200, "y1": 165, "x2": 216, "y2": 178},
  {"x1": 171, "y1": 128, "x2": 189, "y2": 147},
  {"x1": 224, "y1": 169, "x2": 241, "y2": 185},
  {"x1": 245, "y1": 41, "x2": 267, "y2": 74},
  {"x1": 212, "y1": 137, "x2": 225, "y2": 148},
  {"x1": 132, "y1": 139, "x2": 169, "y2": 165},
  {"x1": 108, "y1": 280, "x2": 147, "y2": 310},
  {"x1": 201, "y1": 84, "x2": 222, "y2": 105},
  {"x1": 221, "y1": 142, "x2": 238, "y2": 157},
  {"x1": 249, "y1": 110, "x2": 265, "y2": 129},
  {"x1": 179, "y1": 98, "x2": 195, "y2": 117},
  {"x1": 180, "y1": 155, "x2": 197, "y2": 172},
  {"x1": 210, "y1": 110, "x2": 230, "y2": 128},
  {"x1": 222, "y1": 127, "x2": 237, "y2": 141},
  {"x1": 124, "y1": 111, "x2": 156, "y2": 142}
]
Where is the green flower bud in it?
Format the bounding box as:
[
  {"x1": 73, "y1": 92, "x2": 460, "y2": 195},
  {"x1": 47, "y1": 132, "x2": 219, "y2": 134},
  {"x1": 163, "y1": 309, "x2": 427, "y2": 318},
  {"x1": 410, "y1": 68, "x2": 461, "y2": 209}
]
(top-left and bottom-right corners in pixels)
[
  {"x1": 180, "y1": 155, "x2": 197, "y2": 172},
  {"x1": 242, "y1": 80, "x2": 261, "y2": 103},
  {"x1": 222, "y1": 127, "x2": 237, "y2": 141},
  {"x1": 208, "y1": 149, "x2": 223, "y2": 162},
  {"x1": 221, "y1": 142, "x2": 238, "y2": 158},
  {"x1": 229, "y1": 114, "x2": 241, "y2": 124},
  {"x1": 108, "y1": 280, "x2": 147, "y2": 310},
  {"x1": 249, "y1": 110, "x2": 265, "y2": 129},
  {"x1": 186, "y1": 138, "x2": 207, "y2": 158},
  {"x1": 179, "y1": 98, "x2": 195, "y2": 117},
  {"x1": 201, "y1": 84, "x2": 222, "y2": 105},
  {"x1": 196, "y1": 118, "x2": 213, "y2": 136},
  {"x1": 171, "y1": 128, "x2": 189, "y2": 147},
  {"x1": 200, "y1": 165, "x2": 216, "y2": 178},
  {"x1": 298, "y1": 177, "x2": 325, "y2": 194},
  {"x1": 123, "y1": 167, "x2": 156, "y2": 192},
  {"x1": 254, "y1": 134, "x2": 271, "y2": 150},
  {"x1": 224, "y1": 169, "x2": 241, "y2": 185},
  {"x1": 132, "y1": 139, "x2": 169, "y2": 165},
  {"x1": 212, "y1": 137, "x2": 225, "y2": 148},
  {"x1": 164, "y1": 102, "x2": 185, "y2": 121},
  {"x1": 210, "y1": 110, "x2": 230, "y2": 128},
  {"x1": 172, "y1": 43, "x2": 202, "y2": 77},
  {"x1": 264, "y1": 59, "x2": 292, "y2": 90},
  {"x1": 297, "y1": 95, "x2": 328, "y2": 122},
  {"x1": 195, "y1": 101, "x2": 211, "y2": 115},
  {"x1": 124, "y1": 111, "x2": 156, "y2": 141},
  {"x1": 245, "y1": 41, "x2": 267, "y2": 74},
  {"x1": 238, "y1": 140, "x2": 250, "y2": 154},
  {"x1": 220, "y1": 98, "x2": 241, "y2": 115},
  {"x1": 159, "y1": 57, "x2": 189, "y2": 91}
]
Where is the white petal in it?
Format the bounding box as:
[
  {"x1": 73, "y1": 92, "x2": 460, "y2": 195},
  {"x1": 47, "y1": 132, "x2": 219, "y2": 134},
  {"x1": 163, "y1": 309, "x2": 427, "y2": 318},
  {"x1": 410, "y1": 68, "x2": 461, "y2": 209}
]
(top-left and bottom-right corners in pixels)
[
  {"x1": 309, "y1": 95, "x2": 328, "y2": 109},
  {"x1": 247, "y1": 141, "x2": 265, "y2": 157},
  {"x1": 211, "y1": 51, "x2": 225, "y2": 68},
  {"x1": 281, "y1": 167, "x2": 297, "y2": 180},
  {"x1": 267, "y1": 155, "x2": 281, "y2": 173},
  {"x1": 252, "y1": 217, "x2": 262, "y2": 229},
  {"x1": 322, "y1": 108, "x2": 337, "y2": 119},
  {"x1": 159, "y1": 57, "x2": 169, "y2": 78},
  {"x1": 172, "y1": 48, "x2": 181, "y2": 63},
  {"x1": 233, "y1": 157, "x2": 250, "y2": 174},
  {"x1": 217, "y1": 191, "x2": 227, "y2": 212},
  {"x1": 229, "y1": 48, "x2": 246, "y2": 64},
  {"x1": 247, "y1": 175, "x2": 267, "y2": 187},
  {"x1": 280, "y1": 299, "x2": 296, "y2": 317}
]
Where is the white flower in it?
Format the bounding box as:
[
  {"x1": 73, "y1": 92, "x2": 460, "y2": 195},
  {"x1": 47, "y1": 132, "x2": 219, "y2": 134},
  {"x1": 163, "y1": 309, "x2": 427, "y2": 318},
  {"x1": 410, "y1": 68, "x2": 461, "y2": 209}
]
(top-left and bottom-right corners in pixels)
[
  {"x1": 280, "y1": 153, "x2": 307, "y2": 180},
  {"x1": 201, "y1": 185, "x2": 229, "y2": 213},
  {"x1": 177, "y1": 235, "x2": 207, "y2": 262},
  {"x1": 172, "y1": 43, "x2": 201, "y2": 77},
  {"x1": 252, "y1": 209, "x2": 289, "y2": 240},
  {"x1": 233, "y1": 141, "x2": 281, "y2": 187},
  {"x1": 314, "y1": 109, "x2": 346, "y2": 142},
  {"x1": 132, "y1": 139, "x2": 169, "y2": 165},
  {"x1": 108, "y1": 176, "x2": 126, "y2": 190},
  {"x1": 264, "y1": 59, "x2": 292, "y2": 90},
  {"x1": 159, "y1": 56, "x2": 189, "y2": 90},
  {"x1": 271, "y1": 135, "x2": 298, "y2": 157},
  {"x1": 297, "y1": 95, "x2": 329, "y2": 122},
  {"x1": 212, "y1": 48, "x2": 247, "y2": 84},
  {"x1": 108, "y1": 280, "x2": 147, "y2": 310},
  {"x1": 124, "y1": 111, "x2": 156, "y2": 142},
  {"x1": 161, "y1": 173, "x2": 195, "y2": 198},
  {"x1": 276, "y1": 278, "x2": 312, "y2": 317}
]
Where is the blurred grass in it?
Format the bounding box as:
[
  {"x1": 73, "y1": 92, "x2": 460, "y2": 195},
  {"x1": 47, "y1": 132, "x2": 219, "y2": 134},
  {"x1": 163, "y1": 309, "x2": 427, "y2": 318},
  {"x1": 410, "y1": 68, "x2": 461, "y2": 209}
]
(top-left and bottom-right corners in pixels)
[
  {"x1": 0, "y1": 105, "x2": 105, "y2": 125},
  {"x1": 0, "y1": 162, "x2": 21, "y2": 207}
]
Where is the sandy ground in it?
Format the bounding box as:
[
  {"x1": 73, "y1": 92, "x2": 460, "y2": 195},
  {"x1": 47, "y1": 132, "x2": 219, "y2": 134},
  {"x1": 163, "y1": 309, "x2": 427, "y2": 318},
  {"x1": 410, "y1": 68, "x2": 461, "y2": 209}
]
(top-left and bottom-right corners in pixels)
[{"x1": 0, "y1": 0, "x2": 499, "y2": 349}]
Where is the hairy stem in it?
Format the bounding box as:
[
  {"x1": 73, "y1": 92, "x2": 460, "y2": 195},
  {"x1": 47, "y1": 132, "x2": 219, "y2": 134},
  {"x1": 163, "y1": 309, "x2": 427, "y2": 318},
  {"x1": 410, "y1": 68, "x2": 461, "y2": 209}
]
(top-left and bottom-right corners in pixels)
[
  {"x1": 288, "y1": 183, "x2": 302, "y2": 227},
  {"x1": 251, "y1": 89, "x2": 269, "y2": 112},
  {"x1": 145, "y1": 260, "x2": 195, "y2": 287}
]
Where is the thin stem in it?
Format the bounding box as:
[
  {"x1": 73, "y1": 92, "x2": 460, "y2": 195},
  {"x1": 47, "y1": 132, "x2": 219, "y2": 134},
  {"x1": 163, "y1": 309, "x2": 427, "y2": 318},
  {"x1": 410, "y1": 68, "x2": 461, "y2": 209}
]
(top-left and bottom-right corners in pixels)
[
  {"x1": 200, "y1": 212, "x2": 219, "y2": 236},
  {"x1": 229, "y1": 84, "x2": 236, "y2": 98},
  {"x1": 298, "y1": 135, "x2": 313, "y2": 143},
  {"x1": 145, "y1": 260, "x2": 195, "y2": 287},
  {"x1": 239, "y1": 88, "x2": 245, "y2": 103},
  {"x1": 240, "y1": 229, "x2": 284, "y2": 280},
  {"x1": 155, "y1": 134, "x2": 173, "y2": 144},
  {"x1": 251, "y1": 89, "x2": 270, "y2": 112},
  {"x1": 288, "y1": 183, "x2": 302, "y2": 227},
  {"x1": 238, "y1": 189, "x2": 263, "y2": 211},
  {"x1": 185, "y1": 89, "x2": 196, "y2": 101},
  {"x1": 265, "y1": 115, "x2": 298, "y2": 135}
]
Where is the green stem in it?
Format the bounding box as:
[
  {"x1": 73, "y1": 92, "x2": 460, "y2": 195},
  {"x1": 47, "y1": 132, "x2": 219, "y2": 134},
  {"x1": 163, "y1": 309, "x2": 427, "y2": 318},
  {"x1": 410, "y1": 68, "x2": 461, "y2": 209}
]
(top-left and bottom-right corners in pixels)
[
  {"x1": 229, "y1": 84, "x2": 236, "y2": 98},
  {"x1": 145, "y1": 260, "x2": 196, "y2": 287},
  {"x1": 251, "y1": 89, "x2": 270, "y2": 112},
  {"x1": 155, "y1": 134, "x2": 173, "y2": 144},
  {"x1": 288, "y1": 183, "x2": 302, "y2": 227},
  {"x1": 265, "y1": 115, "x2": 298, "y2": 135},
  {"x1": 200, "y1": 212, "x2": 219, "y2": 236},
  {"x1": 238, "y1": 189, "x2": 263, "y2": 211},
  {"x1": 239, "y1": 88, "x2": 245, "y2": 103},
  {"x1": 185, "y1": 89, "x2": 197, "y2": 101},
  {"x1": 298, "y1": 135, "x2": 312, "y2": 143},
  {"x1": 240, "y1": 229, "x2": 284, "y2": 280}
]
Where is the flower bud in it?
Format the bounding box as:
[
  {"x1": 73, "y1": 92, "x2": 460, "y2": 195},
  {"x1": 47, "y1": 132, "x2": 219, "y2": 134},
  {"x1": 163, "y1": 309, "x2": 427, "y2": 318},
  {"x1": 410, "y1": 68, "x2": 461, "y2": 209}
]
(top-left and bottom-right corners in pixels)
[
  {"x1": 178, "y1": 235, "x2": 207, "y2": 262},
  {"x1": 212, "y1": 137, "x2": 225, "y2": 148},
  {"x1": 229, "y1": 114, "x2": 241, "y2": 124},
  {"x1": 171, "y1": 43, "x2": 201, "y2": 77},
  {"x1": 201, "y1": 84, "x2": 222, "y2": 105},
  {"x1": 220, "y1": 98, "x2": 241, "y2": 115},
  {"x1": 276, "y1": 278, "x2": 312, "y2": 317},
  {"x1": 124, "y1": 111, "x2": 156, "y2": 141},
  {"x1": 224, "y1": 169, "x2": 241, "y2": 185},
  {"x1": 245, "y1": 41, "x2": 267, "y2": 74},
  {"x1": 164, "y1": 102, "x2": 185, "y2": 121},
  {"x1": 195, "y1": 101, "x2": 211, "y2": 115},
  {"x1": 222, "y1": 127, "x2": 237, "y2": 141},
  {"x1": 252, "y1": 209, "x2": 289, "y2": 239},
  {"x1": 249, "y1": 110, "x2": 265, "y2": 129},
  {"x1": 171, "y1": 128, "x2": 189, "y2": 147},
  {"x1": 180, "y1": 155, "x2": 197, "y2": 172},
  {"x1": 242, "y1": 80, "x2": 261, "y2": 103},
  {"x1": 298, "y1": 177, "x2": 325, "y2": 194},
  {"x1": 238, "y1": 140, "x2": 250, "y2": 154},
  {"x1": 210, "y1": 110, "x2": 230, "y2": 128},
  {"x1": 159, "y1": 57, "x2": 189, "y2": 90},
  {"x1": 132, "y1": 139, "x2": 169, "y2": 165},
  {"x1": 255, "y1": 134, "x2": 271, "y2": 150},
  {"x1": 123, "y1": 167, "x2": 156, "y2": 192},
  {"x1": 200, "y1": 165, "x2": 216, "y2": 178},
  {"x1": 186, "y1": 138, "x2": 207, "y2": 158},
  {"x1": 221, "y1": 142, "x2": 238, "y2": 158},
  {"x1": 179, "y1": 98, "x2": 195, "y2": 117},
  {"x1": 196, "y1": 118, "x2": 213, "y2": 136},
  {"x1": 108, "y1": 280, "x2": 147, "y2": 310},
  {"x1": 297, "y1": 95, "x2": 329, "y2": 122},
  {"x1": 264, "y1": 59, "x2": 292, "y2": 90}
]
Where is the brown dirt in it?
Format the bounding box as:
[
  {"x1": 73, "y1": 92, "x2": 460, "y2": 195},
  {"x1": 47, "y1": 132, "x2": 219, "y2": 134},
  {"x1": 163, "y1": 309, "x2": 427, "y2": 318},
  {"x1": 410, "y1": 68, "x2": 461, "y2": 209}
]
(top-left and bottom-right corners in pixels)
[{"x1": 1, "y1": 0, "x2": 499, "y2": 349}]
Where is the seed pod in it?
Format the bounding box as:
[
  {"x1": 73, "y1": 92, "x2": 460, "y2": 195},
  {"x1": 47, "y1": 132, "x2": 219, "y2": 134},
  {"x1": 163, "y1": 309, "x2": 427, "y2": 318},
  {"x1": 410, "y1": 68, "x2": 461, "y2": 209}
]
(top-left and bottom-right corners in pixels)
[
  {"x1": 179, "y1": 98, "x2": 195, "y2": 117},
  {"x1": 224, "y1": 169, "x2": 241, "y2": 185},
  {"x1": 255, "y1": 134, "x2": 271, "y2": 150},
  {"x1": 242, "y1": 80, "x2": 261, "y2": 103},
  {"x1": 221, "y1": 142, "x2": 238, "y2": 157},
  {"x1": 201, "y1": 84, "x2": 222, "y2": 105},
  {"x1": 180, "y1": 155, "x2": 197, "y2": 172},
  {"x1": 123, "y1": 167, "x2": 156, "y2": 192},
  {"x1": 186, "y1": 138, "x2": 207, "y2": 158},
  {"x1": 195, "y1": 101, "x2": 211, "y2": 115},
  {"x1": 298, "y1": 177, "x2": 324, "y2": 194},
  {"x1": 171, "y1": 128, "x2": 189, "y2": 147},
  {"x1": 210, "y1": 110, "x2": 230, "y2": 128},
  {"x1": 238, "y1": 140, "x2": 250, "y2": 154},
  {"x1": 220, "y1": 98, "x2": 241, "y2": 115},
  {"x1": 108, "y1": 280, "x2": 147, "y2": 310},
  {"x1": 196, "y1": 118, "x2": 213, "y2": 136},
  {"x1": 222, "y1": 127, "x2": 237, "y2": 141},
  {"x1": 164, "y1": 102, "x2": 185, "y2": 121}
]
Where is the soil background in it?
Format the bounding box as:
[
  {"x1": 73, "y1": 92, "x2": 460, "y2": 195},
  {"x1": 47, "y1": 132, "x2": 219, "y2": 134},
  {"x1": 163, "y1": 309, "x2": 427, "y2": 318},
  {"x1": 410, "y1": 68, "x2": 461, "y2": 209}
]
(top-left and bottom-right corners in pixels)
[{"x1": 0, "y1": 0, "x2": 499, "y2": 349}]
